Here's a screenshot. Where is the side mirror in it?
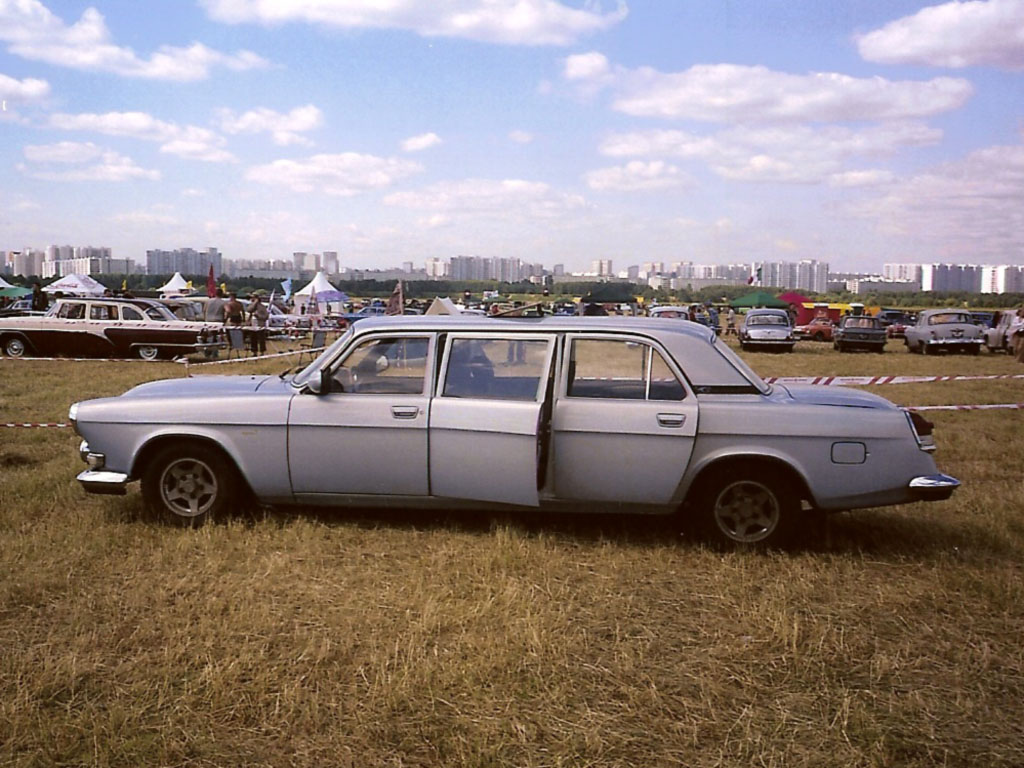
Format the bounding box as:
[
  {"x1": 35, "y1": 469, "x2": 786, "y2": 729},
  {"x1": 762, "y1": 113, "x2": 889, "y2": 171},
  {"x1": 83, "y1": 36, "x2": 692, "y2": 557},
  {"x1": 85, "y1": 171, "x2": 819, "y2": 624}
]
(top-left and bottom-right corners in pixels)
[{"x1": 306, "y1": 368, "x2": 332, "y2": 395}]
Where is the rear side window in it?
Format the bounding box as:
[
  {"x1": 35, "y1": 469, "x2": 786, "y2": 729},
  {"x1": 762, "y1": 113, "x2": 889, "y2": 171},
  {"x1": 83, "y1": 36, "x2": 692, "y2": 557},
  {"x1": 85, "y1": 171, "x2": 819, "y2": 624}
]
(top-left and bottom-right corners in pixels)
[
  {"x1": 443, "y1": 338, "x2": 549, "y2": 400},
  {"x1": 567, "y1": 339, "x2": 685, "y2": 401}
]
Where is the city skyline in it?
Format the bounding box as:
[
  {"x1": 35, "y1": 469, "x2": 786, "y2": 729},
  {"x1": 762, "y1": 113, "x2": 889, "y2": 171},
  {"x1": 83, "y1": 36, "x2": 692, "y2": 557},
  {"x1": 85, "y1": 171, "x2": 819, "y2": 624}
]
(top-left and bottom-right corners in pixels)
[{"x1": 2, "y1": 1, "x2": 1024, "y2": 272}]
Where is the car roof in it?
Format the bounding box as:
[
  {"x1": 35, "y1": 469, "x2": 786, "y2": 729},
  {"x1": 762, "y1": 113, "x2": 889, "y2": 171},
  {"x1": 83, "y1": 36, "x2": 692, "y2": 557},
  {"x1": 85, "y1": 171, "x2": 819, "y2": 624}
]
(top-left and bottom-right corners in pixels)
[{"x1": 349, "y1": 313, "x2": 716, "y2": 341}]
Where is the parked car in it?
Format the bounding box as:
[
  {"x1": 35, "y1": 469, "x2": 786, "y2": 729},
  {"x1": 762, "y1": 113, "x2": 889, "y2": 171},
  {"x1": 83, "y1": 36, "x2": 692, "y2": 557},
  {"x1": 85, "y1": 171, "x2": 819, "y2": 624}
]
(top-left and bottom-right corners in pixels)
[
  {"x1": 739, "y1": 308, "x2": 795, "y2": 352},
  {"x1": 904, "y1": 309, "x2": 985, "y2": 355},
  {"x1": 984, "y1": 310, "x2": 1018, "y2": 353},
  {"x1": 0, "y1": 297, "x2": 225, "y2": 359},
  {"x1": 70, "y1": 315, "x2": 959, "y2": 548},
  {"x1": 794, "y1": 316, "x2": 834, "y2": 342},
  {"x1": 833, "y1": 315, "x2": 887, "y2": 353},
  {"x1": 0, "y1": 298, "x2": 44, "y2": 318},
  {"x1": 970, "y1": 311, "x2": 995, "y2": 328}
]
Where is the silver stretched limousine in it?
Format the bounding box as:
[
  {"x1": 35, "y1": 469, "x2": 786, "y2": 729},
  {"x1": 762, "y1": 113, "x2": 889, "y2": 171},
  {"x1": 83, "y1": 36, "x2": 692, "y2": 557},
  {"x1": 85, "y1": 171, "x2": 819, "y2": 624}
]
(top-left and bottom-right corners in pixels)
[{"x1": 70, "y1": 316, "x2": 959, "y2": 547}]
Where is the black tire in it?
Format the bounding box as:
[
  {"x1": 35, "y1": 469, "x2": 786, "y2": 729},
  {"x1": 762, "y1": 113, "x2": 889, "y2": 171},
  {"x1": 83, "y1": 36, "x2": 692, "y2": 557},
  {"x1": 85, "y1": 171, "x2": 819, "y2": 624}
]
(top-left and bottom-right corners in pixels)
[
  {"x1": 968, "y1": 345, "x2": 980, "y2": 356},
  {"x1": 693, "y1": 465, "x2": 800, "y2": 548},
  {"x1": 813, "y1": 332, "x2": 824, "y2": 342},
  {"x1": 3, "y1": 336, "x2": 28, "y2": 357},
  {"x1": 137, "y1": 345, "x2": 160, "y2": 361},
  {"x1": 141, "y1": 443, "x2": 238, "y2": 526}
]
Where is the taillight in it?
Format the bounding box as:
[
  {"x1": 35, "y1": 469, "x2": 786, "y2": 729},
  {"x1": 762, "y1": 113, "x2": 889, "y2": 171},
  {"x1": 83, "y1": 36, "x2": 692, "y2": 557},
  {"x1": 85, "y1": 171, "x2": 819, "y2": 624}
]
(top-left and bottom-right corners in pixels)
[
  {"x1": 909, "y1": 411, "x2": 933, "y2": 436},
  {"x1": 906, "y1": 410, "x2": 936, "y2": 452}
]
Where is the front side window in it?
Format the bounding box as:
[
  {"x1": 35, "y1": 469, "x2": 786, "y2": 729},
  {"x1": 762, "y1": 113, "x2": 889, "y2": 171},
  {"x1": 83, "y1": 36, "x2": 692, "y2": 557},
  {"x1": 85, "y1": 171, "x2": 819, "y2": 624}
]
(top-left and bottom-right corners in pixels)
[
  {"x1": 121, "y1": 306, "x2": 144, "y2": 321},
  {"x1": 442, "y1": 338, "x2": 549, "y2": 400},
  {"x1": 567, "y1": 339, "x2": 685, "y2": 401},
  {"x1": 332, "y1": 336, "x2": 429, "y2": 394}
]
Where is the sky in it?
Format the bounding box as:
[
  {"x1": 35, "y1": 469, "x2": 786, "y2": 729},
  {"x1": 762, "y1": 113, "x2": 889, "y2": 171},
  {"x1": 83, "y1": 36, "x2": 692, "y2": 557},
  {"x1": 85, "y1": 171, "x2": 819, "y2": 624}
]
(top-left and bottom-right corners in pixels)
[{"x1": 1, "y1": 0, "x2": 1022, "y2": 273}]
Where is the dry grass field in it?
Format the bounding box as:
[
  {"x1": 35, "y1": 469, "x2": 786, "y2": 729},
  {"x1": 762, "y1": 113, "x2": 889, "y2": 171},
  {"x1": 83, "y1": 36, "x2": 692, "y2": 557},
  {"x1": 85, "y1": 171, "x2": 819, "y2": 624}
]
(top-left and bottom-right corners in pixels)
[{"x1": 2, "y1": 334, "x2": 1023, "y2": 767}]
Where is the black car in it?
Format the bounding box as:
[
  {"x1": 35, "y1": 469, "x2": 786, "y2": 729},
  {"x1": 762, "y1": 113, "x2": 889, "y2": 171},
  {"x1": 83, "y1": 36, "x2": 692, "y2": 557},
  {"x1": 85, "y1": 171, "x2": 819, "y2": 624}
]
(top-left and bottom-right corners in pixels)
[{"x1": 834, "y1": 315, "x2": 887, "y2": 353}]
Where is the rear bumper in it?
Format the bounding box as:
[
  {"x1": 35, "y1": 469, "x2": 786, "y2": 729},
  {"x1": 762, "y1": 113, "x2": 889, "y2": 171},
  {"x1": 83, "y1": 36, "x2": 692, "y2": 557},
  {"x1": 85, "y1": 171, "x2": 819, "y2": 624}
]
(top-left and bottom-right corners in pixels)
[
  {"x1": 77, "y1": 469, "x2": 129, "y2": 495},
  {"x1": 909, "y1": 473, "x2": 960, "y2": 501}
]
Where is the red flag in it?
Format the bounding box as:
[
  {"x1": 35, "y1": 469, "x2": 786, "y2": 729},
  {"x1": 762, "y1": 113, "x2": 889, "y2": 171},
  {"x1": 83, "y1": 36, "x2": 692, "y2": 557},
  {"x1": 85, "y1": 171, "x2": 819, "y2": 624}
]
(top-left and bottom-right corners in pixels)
[
  {"x1": 385, "y1": 280, "x2": 404, "y2": 316},
  {"x1": 206, "y1": 264, "x2": 216, "y2": 298}
]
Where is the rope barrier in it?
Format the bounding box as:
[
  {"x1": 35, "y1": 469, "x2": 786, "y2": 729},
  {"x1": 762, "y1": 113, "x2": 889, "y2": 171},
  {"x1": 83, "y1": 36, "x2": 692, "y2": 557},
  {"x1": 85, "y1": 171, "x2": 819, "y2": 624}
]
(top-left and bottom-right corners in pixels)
[{"x1": 765, "y1": 373, "x2": 1024, "y2": 386}]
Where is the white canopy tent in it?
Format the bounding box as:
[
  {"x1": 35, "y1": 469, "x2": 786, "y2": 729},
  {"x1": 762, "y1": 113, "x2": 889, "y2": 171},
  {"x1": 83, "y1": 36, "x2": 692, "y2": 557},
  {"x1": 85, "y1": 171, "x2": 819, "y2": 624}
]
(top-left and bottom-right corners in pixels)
[
  {"x1": 43, "y1": 273, "x2": 106, "y2": 296},
  {"x1": 0, "y1": 275, "x2": 15, "y2": 289},
  {"x1": 425, "y1": 296, "x2": 460, "y2": 315},
  {"x1": 157, "y1": 272, "x2": 190, "y2": 295},
  {"x1": 294, "y1": 271, "x2": 343, "y2": 315}
]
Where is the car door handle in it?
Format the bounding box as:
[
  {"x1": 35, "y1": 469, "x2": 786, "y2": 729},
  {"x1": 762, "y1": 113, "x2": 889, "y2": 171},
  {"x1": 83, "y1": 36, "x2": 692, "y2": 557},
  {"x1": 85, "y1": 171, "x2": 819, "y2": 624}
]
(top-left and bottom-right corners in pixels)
[
  {"x1": 657, "y1": 413, "x2": 686, "y2": 428},
  {"x1": 391, "y1": 406, "x2": 420, "y2": 420}
]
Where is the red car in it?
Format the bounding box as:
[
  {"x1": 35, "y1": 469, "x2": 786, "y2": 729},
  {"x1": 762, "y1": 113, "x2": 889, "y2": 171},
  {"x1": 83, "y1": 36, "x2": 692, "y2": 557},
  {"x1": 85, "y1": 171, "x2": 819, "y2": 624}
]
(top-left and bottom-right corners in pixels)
[{"x1": 794, "y1": 316, "x2": 835, "y2": 342}]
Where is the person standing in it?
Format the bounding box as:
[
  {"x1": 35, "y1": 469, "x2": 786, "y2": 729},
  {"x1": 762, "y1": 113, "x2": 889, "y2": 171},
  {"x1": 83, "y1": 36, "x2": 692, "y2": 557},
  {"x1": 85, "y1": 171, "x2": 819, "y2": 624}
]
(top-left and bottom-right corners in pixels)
[
  {"x1": 1010, "y1": 308, "x2": 1024, "y2": 364},
  {"x1": 223, "y1": 292, "x2": 245, "y2": 326},
  {"x1": 726, "y1": 307, "x2": 737, "y2": 335},
  {"x1": 205, "y1": 288, "x2": 227, "y2": 322},
  {"x1": 248, "y1": 295, "x2": 269, "y2": 355},
  {"x1": 31, "y1": 282, "x2": 48, "y2": 312}
]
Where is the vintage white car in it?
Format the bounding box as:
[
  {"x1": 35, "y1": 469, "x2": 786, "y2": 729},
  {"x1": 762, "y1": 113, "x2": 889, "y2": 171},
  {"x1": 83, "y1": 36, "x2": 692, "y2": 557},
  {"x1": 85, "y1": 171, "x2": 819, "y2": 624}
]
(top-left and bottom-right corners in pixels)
[
  {"x1": 904, "y1": 309, "x2": 985, "y2": 355},
  {"x1": 739, "y1": 308, "x2": 795, "y2": 352},
  {"x1": 0, "y1": 297, "x2": 224, "y2": 360},
  {"x1": 70, "y1": 316, "x2": 959, "y2": 547}
]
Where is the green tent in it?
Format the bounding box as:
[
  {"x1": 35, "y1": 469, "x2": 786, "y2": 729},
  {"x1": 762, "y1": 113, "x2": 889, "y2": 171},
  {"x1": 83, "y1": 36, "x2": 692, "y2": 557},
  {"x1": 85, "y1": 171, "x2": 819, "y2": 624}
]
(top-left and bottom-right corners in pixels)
[
  {"x1": 0, "y1": 286, "x2": 31, "y2": 298},
  {"x1": 729, "y1": 290, "x2": 788, "y2": 309}
]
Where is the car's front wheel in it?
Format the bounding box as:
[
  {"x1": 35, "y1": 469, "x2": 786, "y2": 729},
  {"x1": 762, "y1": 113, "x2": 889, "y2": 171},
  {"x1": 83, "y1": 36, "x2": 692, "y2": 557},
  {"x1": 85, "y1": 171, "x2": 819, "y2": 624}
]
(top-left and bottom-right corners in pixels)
[
  {"x1": 141, "y1": 443, "x2": 237, "y2": 526},
  {"x1": 2, "y1": 336, "x2": 28, "y2": 357},
  {"x1": 694, "y1": 466, "x2": 799, "y2": 548}
]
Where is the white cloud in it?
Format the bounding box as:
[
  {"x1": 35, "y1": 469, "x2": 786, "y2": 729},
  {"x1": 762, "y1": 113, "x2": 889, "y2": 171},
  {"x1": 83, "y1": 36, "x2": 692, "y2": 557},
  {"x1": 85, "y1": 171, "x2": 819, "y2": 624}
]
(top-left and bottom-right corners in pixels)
[
  {"x1": 19, "y1": 143, "x2": 159, "y2": 182},
  {"x1": 585, "y1": 161, "x2": 688, "y2": 191},
  {"x1": 858, "y1": 0, "x2": 1024, "y2": 70},
  {"x1": 49, "y1": 111, "x2": 235, "y2": 162},
  {"x1": 200, "y1": 0, "x2": 627, "y2": 46},
  {"x1": 23, "y1": 141, "x2": 103, "y2": 164},
  {"x1": 564, "y1": 51, "x2": 610, "y2": 80},
  {"x1": 600, "y1": 122, "x2": 941, "y2": 183},
  {"x1": 828, "y1": 170, "x2": 896, "y2": 187},
  {"x1": 401, "y1": 132, "x2": 442, "y2": 152},
  {"x1": 245, "y1": 152, "x2": 423, "y2": 195},
  {"x1": 508, "y1": 130, "x2": 534, "y2": 144},
  {"x1": 0, "y1": 72, "x2": 49, "y2": 101},
  {"x1": 564, "y1": 56, "x2": 972, "y2": 123},
  {"x1": 851, "y1": 143, "x2": 1024, "y2": 257},
  {"x1": 215, "y1": 104, "x2": 323, "y2": 146},
  {"x1": 384, "y1": 178, "x2": 586, "y2": 218},
  {"x1": 110, "y1": 208, "x2": 179, "y2": 225},
  {"x1": 0, "y1": 1, "x2": 267, "y2": 80}
]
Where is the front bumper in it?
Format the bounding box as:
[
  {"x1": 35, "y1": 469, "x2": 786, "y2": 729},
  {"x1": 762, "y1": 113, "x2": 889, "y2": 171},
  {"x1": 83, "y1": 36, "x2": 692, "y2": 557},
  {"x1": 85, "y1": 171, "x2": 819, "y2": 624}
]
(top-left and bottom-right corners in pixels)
[
  {"x1": 909, "y1": 473, "x2": 960, "y2": 501},
  {"x1": 77, "y1": 469, "x2": 129, "y2": 495}
]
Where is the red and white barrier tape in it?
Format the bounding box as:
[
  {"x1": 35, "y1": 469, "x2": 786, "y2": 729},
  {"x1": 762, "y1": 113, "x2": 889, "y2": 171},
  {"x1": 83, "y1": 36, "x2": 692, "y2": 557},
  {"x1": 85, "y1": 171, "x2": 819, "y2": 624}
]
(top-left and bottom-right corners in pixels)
[
  {"x1": 3, "y1": 422, "x2": 71, "y2": 428},
  {"x1": 179, "y1": 346, "x2": 328, "y2": 368},
  {"x1": 765, "y1": 373, "x2": 1024, "y2": 386},
  {"x1": 903, "y1": 402, "x2": 1024, "y2": 412}
]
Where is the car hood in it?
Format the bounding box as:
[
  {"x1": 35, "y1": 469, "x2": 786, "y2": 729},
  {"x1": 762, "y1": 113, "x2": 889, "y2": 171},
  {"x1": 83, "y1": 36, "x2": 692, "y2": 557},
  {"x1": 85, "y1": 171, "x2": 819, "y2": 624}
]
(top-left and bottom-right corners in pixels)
[
  {"x1": 121, "y1": 374, "x2": 285, "y2": 398},
  {"x1": 777, "y1": 383, "x2": 896, "y2": 410}
]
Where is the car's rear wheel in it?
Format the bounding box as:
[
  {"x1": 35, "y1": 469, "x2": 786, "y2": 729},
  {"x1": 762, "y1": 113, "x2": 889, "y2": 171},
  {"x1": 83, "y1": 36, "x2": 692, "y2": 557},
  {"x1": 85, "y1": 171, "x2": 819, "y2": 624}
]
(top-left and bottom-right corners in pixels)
[
  {"x1": 3, "y1": 336, "x2": 27, "y2": 357},
  {"x1": 141, "y1": 443, "x2": 237, "y2": 526},
  {"x1": 136, "y1": 345, "x2": 160, "y2": 361},
  {"x1": 694, "y1": 466, "x2": 799, "y2": 548}
]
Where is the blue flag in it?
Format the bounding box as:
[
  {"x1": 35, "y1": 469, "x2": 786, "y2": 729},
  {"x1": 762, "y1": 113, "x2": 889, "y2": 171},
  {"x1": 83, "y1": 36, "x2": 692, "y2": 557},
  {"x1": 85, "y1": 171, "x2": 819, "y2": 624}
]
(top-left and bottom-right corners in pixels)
[{"x1": 281, "y1": 278, "x2": 293, "y2": 301}]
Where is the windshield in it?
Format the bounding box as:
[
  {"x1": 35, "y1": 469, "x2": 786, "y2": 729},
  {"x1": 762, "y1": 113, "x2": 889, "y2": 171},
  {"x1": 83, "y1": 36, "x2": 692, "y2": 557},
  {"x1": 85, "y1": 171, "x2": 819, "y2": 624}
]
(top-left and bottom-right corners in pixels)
[
  {"x1": 710, "y1": 335, "x2": 771, "y2": 394},
  {"x1": 291, "y1": 326, "x2": 355, "y2": 387}
]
